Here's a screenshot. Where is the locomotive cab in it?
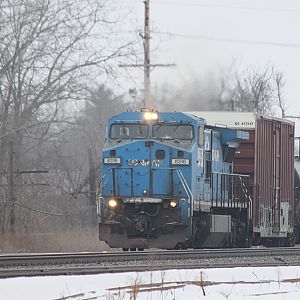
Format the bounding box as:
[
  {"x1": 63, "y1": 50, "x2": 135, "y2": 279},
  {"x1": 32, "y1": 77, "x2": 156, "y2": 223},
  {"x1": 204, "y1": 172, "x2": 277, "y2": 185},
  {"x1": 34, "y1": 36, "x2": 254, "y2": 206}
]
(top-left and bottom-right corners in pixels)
[{"x1": 98, "y1": 111, "x2": 251, "y2": 249}]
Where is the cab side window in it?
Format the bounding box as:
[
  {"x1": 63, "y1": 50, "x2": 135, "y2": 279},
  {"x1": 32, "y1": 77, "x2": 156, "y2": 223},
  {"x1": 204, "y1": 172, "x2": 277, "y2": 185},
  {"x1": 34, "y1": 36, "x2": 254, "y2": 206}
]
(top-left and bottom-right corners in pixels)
[
  {"x1": 198, "y1": 127, "x2": 204, "y2": 147},
  {"x1": 204, "y1": 130, "x2": 212, "y2": 183}
]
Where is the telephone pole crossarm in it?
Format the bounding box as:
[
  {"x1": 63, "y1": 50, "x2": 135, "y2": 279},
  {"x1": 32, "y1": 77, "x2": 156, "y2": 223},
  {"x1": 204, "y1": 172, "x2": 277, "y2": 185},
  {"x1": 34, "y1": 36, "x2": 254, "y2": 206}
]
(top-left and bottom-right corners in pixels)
[
  {"x1": 119, "y1": 0, "x2": 175, "y2": 108},
  {"x1": 119, "y1": 63, "x2": 175, "y2": 68}
]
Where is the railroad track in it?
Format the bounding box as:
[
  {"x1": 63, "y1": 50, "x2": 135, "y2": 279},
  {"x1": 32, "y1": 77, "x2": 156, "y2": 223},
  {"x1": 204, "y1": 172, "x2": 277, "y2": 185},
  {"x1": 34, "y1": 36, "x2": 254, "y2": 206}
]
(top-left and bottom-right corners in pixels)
[{"x1": 0, "y1": 248, "x2": 300, "y2": 278}]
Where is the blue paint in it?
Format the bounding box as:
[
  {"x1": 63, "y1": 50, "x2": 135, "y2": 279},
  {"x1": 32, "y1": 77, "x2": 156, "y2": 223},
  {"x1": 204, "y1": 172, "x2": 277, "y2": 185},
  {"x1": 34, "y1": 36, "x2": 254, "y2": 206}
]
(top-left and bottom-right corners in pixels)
[{"x1": 101, "y1": 111, "x2": 249, "y2": 232}]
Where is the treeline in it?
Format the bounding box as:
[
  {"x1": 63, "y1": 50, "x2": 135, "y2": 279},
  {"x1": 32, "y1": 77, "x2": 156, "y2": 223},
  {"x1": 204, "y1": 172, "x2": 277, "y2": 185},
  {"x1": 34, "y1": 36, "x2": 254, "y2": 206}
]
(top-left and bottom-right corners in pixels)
[
  {"x1": 0, "y1": 0, "x2": 133, "y2": 251},
  {"x1": 155, "y1": 64, "x2": 286, "y2": 116}
]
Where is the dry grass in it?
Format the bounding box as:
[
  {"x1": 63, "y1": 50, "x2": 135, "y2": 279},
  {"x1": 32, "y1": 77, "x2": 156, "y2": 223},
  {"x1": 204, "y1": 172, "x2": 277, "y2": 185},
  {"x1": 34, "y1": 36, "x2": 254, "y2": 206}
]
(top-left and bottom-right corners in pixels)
[
  {"x1": 53, "y1": 269, "x2": 300, "y2": 299},
  {"x1": 106, "y1": 269, "x2": 300, "y2": 299},
  {"x1": 0, "y1": 226, "x2": 110, "y2": 253}
]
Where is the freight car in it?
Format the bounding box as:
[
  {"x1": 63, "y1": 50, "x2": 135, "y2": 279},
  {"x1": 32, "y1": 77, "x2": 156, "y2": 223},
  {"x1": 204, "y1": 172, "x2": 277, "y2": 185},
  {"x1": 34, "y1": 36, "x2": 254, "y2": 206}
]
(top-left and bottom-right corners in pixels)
[
  {"x1": 97, "y1": 111, "x2": 296, "y2": 249},
  {"x1": 295, "y1": 139, "x2": 300, "y2": 242}
]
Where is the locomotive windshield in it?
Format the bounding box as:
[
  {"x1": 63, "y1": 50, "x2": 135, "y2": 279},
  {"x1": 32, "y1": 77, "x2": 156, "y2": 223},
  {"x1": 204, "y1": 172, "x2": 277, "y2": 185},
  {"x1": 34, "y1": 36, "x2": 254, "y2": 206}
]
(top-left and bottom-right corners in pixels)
[
  {"x1": 110, "y1": 124, "x2": 149, "y2": 139},
  {"x1": 152, "y1": 123, "x2": 193, "y2": 140}
]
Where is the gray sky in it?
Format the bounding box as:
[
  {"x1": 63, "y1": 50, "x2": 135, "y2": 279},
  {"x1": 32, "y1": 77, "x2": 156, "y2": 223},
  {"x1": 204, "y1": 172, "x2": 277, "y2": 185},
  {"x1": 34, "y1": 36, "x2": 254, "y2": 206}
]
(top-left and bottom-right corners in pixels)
[{"x1": 119, "y1": 0, "x2": 300, "y2": 120}]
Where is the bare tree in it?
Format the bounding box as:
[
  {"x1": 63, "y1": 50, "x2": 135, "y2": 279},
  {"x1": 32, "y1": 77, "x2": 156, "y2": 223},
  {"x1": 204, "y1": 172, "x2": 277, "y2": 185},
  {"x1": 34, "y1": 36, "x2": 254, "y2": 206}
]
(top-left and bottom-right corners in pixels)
[
  {"x1": 45, "y1": 85, "x2": 128, "y2": 222},
  {"x1": 153, "y1": 64, "x2": 287, "y2": 117},
  {"x1": 0, "y1": 0, "x2": 134, "y2": 237},
  {"x1": 220, "y1": 65, "x2": 281, "y2": 115},
  {"x1": 274, "y1": 72, "x2": 287, "y2": 118},
  {"x1": 248, "y1": 66, "x2": 275, "y2": 114}
]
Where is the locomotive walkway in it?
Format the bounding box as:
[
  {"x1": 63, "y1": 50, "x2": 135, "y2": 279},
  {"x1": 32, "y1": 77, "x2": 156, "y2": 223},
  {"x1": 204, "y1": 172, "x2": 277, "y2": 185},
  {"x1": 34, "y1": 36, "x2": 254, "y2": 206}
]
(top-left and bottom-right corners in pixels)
[{"x1": 0, "y1": 248, "x2": 300, "y2": 278}]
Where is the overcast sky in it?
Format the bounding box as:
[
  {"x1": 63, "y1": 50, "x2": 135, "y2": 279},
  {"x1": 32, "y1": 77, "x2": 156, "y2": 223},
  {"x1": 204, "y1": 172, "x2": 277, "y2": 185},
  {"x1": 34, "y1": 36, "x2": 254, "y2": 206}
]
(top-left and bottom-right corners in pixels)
[{"x1": 118, "y1": 0, "x2": 300, "y2": 121}]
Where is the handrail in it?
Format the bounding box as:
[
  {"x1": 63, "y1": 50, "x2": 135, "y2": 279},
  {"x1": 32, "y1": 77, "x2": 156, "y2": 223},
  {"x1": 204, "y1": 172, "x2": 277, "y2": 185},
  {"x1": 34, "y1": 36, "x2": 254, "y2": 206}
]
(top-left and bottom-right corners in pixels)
[
  {"x1": 99, "y1": 167, "x2": 113, "y2": 195},
  {"x1": 211, "y1": 171, "x2": 252, "y2": 209},
  {"x1": 175, "y1": 169, "x2": 193, "y2": 236},
  {"x1": 238, "y1": 175, "x2": 253, "y2": 219},
  {"x1": 176, "y1": 169, "x2": 193, "y2": 202},
  {"x1": 212, "y1": 171, "x2": 249, "y2": 177}
]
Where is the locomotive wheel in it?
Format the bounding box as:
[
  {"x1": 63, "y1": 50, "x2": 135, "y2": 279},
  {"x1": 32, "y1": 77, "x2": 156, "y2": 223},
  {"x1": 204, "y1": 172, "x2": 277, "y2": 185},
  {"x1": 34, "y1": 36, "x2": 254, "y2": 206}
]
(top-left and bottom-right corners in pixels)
[
  {"x1": 174, "y1": 242, "x2": 187, "y2": 250},
  {"x1": 239, "y1": 237, "x2": 252, "y2": 248},
  {"x1": 130, "y1": 247, "x2": 137, "y2": 251},
  {"x1": 285, "y1": 234, "x2": 296, "y2": 247},
  {"x1": 252, "y1": 233, "x2": 261, "y2": 246},
  {"x1": 138, "y1": 248, "x2": 144, "y2": 251},
  {"x1": 122, "y1": 248, "x2": 129, "y2": 251}
]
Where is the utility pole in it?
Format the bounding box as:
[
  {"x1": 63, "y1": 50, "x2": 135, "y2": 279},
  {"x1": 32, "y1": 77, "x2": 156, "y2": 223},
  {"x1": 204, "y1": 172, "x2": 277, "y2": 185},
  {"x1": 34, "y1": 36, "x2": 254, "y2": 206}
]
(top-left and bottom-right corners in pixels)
[
  {"x1": 8, "y1": 141, "x2": 15, "y2": 234},
  {"x1": 144, "y1": 0, "x2": 151, "y2": 108},
  {"x1": 88, "y1": 148, "x2": 97, "y2": 224},
  {"x1": 119, "y1": 0, "x2": 175, "y2": 108}
]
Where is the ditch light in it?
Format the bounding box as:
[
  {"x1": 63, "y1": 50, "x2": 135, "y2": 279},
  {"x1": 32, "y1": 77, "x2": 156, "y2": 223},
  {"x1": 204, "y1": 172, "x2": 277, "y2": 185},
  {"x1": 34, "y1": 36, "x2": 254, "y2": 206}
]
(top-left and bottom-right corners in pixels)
[
  {"x1": 169, "y1": 200, "x2": 177, "y2": 208},
  {"x1": 108, "y1": 199, "x2": 118, "y2": 208}
]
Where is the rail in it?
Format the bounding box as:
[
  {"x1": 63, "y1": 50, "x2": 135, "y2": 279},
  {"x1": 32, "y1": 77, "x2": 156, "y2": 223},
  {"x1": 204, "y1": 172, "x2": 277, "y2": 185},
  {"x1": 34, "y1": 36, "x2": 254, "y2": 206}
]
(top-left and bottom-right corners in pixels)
[{"x1": 1, "y1": 247, "x2": 300, "y2": 278}]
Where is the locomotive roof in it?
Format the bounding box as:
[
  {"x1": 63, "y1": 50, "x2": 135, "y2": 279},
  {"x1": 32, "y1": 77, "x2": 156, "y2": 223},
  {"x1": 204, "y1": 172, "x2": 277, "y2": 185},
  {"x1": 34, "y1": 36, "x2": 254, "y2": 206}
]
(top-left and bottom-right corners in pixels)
[{"x1": 109, "y1": 111, "x2": 204, "y2": 124}]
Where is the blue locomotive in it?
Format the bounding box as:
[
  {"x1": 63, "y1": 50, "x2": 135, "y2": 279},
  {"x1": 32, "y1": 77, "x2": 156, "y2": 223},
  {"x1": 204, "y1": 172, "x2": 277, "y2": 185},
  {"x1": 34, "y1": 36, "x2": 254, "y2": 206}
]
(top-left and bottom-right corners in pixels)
[{"x1": 98, "y1": 110, "x2": 252, "y2": 250}]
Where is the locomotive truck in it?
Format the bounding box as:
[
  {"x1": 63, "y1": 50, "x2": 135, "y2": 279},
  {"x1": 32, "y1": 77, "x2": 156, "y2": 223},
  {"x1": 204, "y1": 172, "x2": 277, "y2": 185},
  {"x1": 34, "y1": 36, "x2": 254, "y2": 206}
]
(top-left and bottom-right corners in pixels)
[{"x1": 97, "y1": 111, "x2": 296, "y2": 250}]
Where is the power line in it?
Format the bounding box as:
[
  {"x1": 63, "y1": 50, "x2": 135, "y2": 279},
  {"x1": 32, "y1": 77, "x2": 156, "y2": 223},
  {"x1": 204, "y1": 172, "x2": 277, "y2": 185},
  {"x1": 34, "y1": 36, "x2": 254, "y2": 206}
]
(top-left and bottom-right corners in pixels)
[
  {"x1": 155, "y1": 31, "x2": 300, "y2": 49},
  {"x1": 124, "y1": 0, "x2": 300, "y2": 13},
  {"x1": 150, "y1": 1, "x2": 300, "y2": 13},
  {"x1": 15, "y1": 202, "x2": 92, "y2": 217}
]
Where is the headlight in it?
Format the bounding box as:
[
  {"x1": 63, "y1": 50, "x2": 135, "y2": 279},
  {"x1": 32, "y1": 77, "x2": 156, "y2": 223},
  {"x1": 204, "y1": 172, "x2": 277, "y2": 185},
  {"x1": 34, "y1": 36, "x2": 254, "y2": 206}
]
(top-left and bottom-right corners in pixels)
[
  {"x1": 171, "y1": 159, "x2": 190, "y2": 165},
  {"x1": 104, "y1": 157, "x2": 121, "y2": 164},
  {"x1": 144, "y1": 111, "x2": 158, "y2": 121},
  {"x1": 169, "y1": 200, "x2": 177, "y2": 208},
  {"x1": 108, "y1": 199, "x2": 118, "y2": 208}
]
